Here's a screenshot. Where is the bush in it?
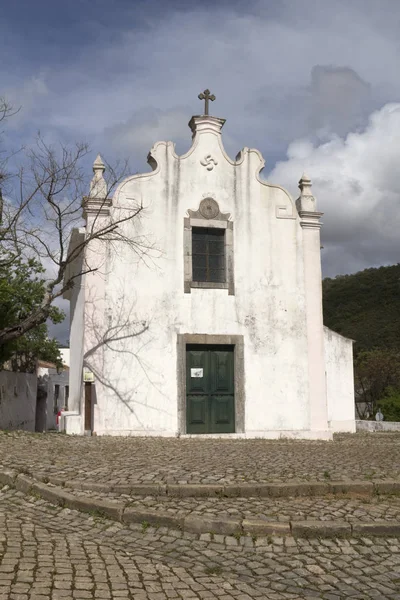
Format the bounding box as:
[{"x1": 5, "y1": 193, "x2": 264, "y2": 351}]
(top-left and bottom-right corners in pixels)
[{"x1": 378, "y1": 387, "x2": 400, "y2": 422}]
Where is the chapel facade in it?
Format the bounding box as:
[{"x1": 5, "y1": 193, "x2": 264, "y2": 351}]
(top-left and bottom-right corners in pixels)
[{"x1": 63, "y1": 94, "x2": 355, "y2": 439}]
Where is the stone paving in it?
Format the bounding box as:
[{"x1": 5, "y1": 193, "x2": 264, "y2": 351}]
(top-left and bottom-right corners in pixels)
[
  {"x1": 0, "y1": 432, "x2": 399, "y2": 485},
  {"x1": 0, "y1": 487, "x2": 400, "y2": 600},
  {"x1": 1, "y1": 432, "x2": 400, "y2": 597}
]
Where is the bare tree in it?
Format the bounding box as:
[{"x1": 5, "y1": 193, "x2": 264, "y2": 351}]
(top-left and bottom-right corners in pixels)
[
  {"x1": 0, "y1": 98, "x2": 20, "y2": 187},
  {"x1": 0, "y1": 108, "x2": 153, "y2": 346}
]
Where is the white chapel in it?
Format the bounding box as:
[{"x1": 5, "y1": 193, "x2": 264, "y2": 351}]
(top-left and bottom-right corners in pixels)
[{"x1": 63, "y1": 91, "x2": 355, "y2": 438}]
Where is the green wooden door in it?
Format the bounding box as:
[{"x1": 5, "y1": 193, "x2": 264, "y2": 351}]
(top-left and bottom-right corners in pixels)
[{"x1": 186, "y1": 345, "x2": 235, "y2": 434}]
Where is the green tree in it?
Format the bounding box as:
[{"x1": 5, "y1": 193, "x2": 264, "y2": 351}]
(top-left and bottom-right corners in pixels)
[
  {"x1": 0, "y1": 256, "x2": 64, "y2": 371},
  {"x1": 323, "y1": 265, "x2": 400, "y2": 352},
  {"x1": 354, "y1": 349, "x2": 400, "y2": 419},
  {"x1": 379, "y1": 388, "x2": 400, "y2": 422},
  {"x1": 323, "y1": 264, "x2": 400, "y2": 421}
]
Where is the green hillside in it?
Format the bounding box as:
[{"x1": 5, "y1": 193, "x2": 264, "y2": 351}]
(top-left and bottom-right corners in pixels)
[{"x1": 322, "y1": 264, "x2": 400, "y2": 352}]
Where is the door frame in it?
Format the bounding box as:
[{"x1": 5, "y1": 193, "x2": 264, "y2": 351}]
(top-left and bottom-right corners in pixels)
[
  {"x1": 84, "y1": 382, "x2": 93, "y2": 435},
  {"x1": 177, "y1": 334, "x2": 245, "y2": 434}
]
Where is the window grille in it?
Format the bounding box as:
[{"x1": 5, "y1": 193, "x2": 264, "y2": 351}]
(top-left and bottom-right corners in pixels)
[{"x1": 192, "y1": 227, "x2": 225, "y2": 283}]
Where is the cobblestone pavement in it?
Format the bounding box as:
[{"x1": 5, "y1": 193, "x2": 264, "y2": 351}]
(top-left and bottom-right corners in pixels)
[
  {"x1": 68, "y1": 489, "x2": 400, "y2": 524},
  {"x1": 0, "y1": 432, "x2": 399, "y2": 485},
  {"x1": 0, "y1": 487, "x2": 400, "y2": 599}
]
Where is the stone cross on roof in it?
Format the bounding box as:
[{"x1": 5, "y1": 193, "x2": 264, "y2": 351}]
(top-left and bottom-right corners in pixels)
[{"x1": 198, "y1": 89, "x2": 215, "y2": 116}]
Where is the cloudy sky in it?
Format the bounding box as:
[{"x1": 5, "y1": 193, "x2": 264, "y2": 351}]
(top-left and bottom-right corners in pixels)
[{"x1": 2, "y1": 0, "x2": 400, "y2": 342}]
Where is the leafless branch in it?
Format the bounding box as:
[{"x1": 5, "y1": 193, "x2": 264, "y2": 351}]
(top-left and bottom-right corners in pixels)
[{"x1": 0, "y1": 123, "x2": 156, "y2": 346}]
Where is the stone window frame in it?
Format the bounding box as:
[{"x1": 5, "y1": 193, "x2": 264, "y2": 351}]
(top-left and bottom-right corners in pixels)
[
  {"x1": 184, "y1": 198, "x2": 234, "y2": 295},
  {"x1": 177, "y1": 333, "x2": 245, "y2": 435}
]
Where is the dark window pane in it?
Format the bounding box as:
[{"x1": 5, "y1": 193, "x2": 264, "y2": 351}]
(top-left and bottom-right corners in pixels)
[
  {"x1": 193, "y1": 254, "x2": 207, "y2": 269},
  {"x1": 192, "y1": 227, "x2": 209, "y2": 238},
  {"x1": 208, "y1": 240, "x2": 224, "y2": 255},
  {"x1": 209, "y1": 254, "x2": 225, "y2": 269},
  {"x1": 193, "y1": 268, "x2": 207, "y2": 282},
  {"x1": 192, "y1": 227, "x2": 226, "y2": 283},
  {"x1": 192, "y1": 239, "x2": 207, "y2": 254},
  {"x1": 210, "y1": 269, "x2": 225, "y2": 283},
  {"x1": 208, "y1": 228, "x2": 224, "y2": 238}
]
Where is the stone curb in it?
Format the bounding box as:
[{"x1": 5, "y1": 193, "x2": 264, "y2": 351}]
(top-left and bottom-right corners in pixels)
[
  {"x1": 55, "y1": 477, "x2": 400, "y2": 499},
  {"x1": 291, "y1": 520, "x2": 352, "y2": 538},
  {"x1": 1, "y1": 468, "x2": 400, "y2": 539}
]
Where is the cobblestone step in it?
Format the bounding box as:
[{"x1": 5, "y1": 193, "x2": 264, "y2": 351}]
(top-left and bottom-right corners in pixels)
[
  {"x1": 5, "y1": 467, "x2": 400, "y2": 498},
  {"x1": 2, "y1": 467, "x2": 400, "y2": 540},
  {"x1": 60, "y1": 478, "x2": 400, "y2": 497},
  {"x1": 1, "y1": 431, "x2": 399, "y2": 487}
]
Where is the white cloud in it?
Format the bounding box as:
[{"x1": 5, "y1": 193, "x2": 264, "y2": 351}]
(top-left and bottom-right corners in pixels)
[
  {"x1": 3, "y1": 0, "x2": 400, "y2": 345},
  {"x1": 268, "y1": 103, "x2": 400, "y2": 276}
]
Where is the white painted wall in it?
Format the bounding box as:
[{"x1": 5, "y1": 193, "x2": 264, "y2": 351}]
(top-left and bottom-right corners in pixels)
[
  {"x1": 64, "y1": 115, "x2": 354, "y2": 439},
  {"x1": 0, "y1": 371, "x2": 37, "y2": 431},
  {"x1": 324, "y1": 327, "x2": 356, "y2": 432},
  {"x1": 75, "y1": 116, "x2": 329, "y2": 439},
  {"x1": 63, "y1": 229, "x2": 86, "y2": 435}
]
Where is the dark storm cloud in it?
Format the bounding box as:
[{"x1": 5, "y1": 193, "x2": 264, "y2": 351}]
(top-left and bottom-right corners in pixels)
[
  {"x1": 2, "y1": 0, "x2": 400, "y2": 340},
  {"x1": 308, "y1": 66, "x2": 372, "y2": 138}
]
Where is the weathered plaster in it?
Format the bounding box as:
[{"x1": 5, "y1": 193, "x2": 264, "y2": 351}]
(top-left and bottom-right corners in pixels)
[
  {"x1": 64, "y1": 114, "x2": 355, "y2": 439},
  {"x1": 324, "y1": 326, "x2": 356, "y2": 433}
]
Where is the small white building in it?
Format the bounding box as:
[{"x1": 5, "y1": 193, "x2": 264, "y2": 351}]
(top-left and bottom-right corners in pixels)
[
  {"x1": 36, "y1": 349, "x2": 70, "y2": 431},
  {"x1": 64, "y1": 98, "x2": 355, "y2": 438}
]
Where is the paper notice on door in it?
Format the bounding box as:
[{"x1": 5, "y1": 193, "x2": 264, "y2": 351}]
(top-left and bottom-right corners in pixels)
[{"x1": 191, "y1": 368, "x2": 203, "y2": 378}]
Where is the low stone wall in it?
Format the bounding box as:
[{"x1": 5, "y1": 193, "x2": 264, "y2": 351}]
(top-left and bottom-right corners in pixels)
[
  {"x1": 0, "y1": 371, "x2": 37, "y2": 431},
  {"x1": 356, "y1": 420, "x2": 400, "y2": 432}
]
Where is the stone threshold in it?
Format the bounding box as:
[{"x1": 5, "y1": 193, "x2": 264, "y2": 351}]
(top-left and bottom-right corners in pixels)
[{"x1": 1, "y1": 468, "x2": 400, "y2": 540}]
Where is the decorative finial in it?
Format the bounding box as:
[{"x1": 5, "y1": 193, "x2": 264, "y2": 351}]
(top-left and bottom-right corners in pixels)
[
  {"x1": 89, "y1": 154, "x2": 107, "y2": 199},
  {"x1": 198, "y1": 89, "x2": 216, "y2": 116},
  {"x1": 298, "y1": 172, "x2": 312, "y2": 195},
  {"x1": 296, "y1": 171, "x2": 317, "y2": 213},
  {"x1": 93, "y1": 154, "x2": 105, "y2": 173}
]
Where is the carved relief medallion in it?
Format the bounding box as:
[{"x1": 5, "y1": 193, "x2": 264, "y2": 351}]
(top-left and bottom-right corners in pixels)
[{"x1": 199, "y1": 198, "x2": 220, "y2": 219}]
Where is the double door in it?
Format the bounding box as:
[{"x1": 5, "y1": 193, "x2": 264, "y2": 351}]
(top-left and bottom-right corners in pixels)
[{"x1": 186, "y1": 345, "x2": 235, "y2": 434}]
